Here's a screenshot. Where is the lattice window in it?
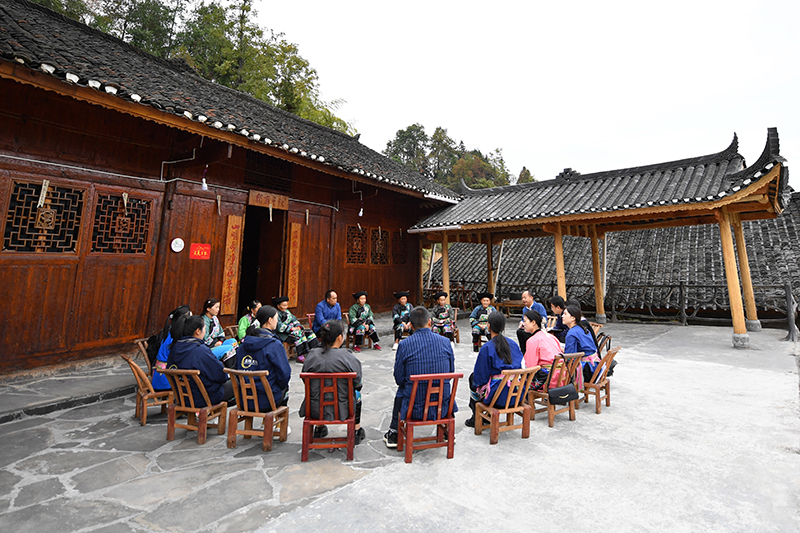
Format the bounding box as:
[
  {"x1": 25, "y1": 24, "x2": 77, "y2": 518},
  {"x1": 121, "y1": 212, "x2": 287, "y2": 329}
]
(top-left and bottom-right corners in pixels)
[
  {"x1": 3, "y1": 181, "x2": 84, "y2": 253},
  {"x1": 244, "y1": 151, "x2": 292, "y2": 193},
  {"x1": 91, "y1": 194, "x2": 151, "y2": 254},
  {"x1": 346, "y1": 225, "x2": 368, "y2": 264},
  {"x1": 392, "y1": 230, "x2": 407, "y2": 264},
  {"x1": 371, "y1": 228, "x2": 389, "y2": 265}
]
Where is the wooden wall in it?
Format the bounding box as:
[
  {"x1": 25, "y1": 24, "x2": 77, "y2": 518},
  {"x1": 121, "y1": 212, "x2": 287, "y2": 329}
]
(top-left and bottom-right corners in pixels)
[{"x1": 0, "y1": 78, "x2": 429, "y2": 373}]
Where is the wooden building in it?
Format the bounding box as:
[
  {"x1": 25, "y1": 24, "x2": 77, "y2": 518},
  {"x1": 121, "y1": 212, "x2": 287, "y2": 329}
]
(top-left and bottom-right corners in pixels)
[{"x1": 0, "y1": 0, "x2": 458, "y2": 372}]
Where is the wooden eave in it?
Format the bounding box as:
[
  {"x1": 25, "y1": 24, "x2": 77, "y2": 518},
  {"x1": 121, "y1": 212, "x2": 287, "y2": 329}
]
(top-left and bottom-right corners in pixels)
[
  {"x1": 0, "y1": 61, "x2": 440, "y2": 202},
  {"x1": 420, "y1": 164, "x2": 783, "y2": 242}
]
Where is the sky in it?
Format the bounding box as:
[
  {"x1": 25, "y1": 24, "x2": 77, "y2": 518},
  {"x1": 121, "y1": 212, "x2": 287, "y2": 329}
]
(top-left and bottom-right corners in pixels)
[{"x1": 257, "y1": 0, "x2": 799, "y2": 189}]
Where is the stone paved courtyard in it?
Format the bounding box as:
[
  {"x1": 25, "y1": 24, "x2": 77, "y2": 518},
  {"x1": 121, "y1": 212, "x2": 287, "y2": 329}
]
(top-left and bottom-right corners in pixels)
[{"x1": 1, "y1": 319, "x2": 798, "y2": 532}]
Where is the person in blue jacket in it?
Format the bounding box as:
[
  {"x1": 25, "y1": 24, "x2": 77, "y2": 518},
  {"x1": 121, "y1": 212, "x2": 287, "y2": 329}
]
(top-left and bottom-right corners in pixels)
[
  {"x1": 515, "y1": 289, "x2": 548, "y2": 354},
  {"x1": 151, "y1": 304, "x2": 191, "y2": 391},
  {"x1": 234, "y1": 305, "x2": 292, "y2": 411},
  {"x1": 562, "y1": 304, "x2": 600, "y2": 387},
  {"x1": 465, "y1": 311, "x2": 524, "y2": 427},
  {"x1": 166, "y1": 315, "x2": 233, "y2": 407},
  {"x1": 313, "y1": 290, "x2": 342, "y2": 334}
]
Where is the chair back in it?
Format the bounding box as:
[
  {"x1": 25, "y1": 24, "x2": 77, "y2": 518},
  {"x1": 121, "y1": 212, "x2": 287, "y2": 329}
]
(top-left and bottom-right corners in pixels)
[
  {"x1": 223, "y1": 325, "x2": 238, "y2": 339},
  {"x1": 448, "y1": 307, "x2": 458, "y2": 322},
  {"x1": 587, "y1": 347, "x2": 620, "y2": 384},
  {"x1": 225, "y1": 368, "x2": 278, "y2": 413},
  {"x1": 305, "y1": 313, "x2": 315, "y2": 329},
  {"x1": 133, "y1": 338, "x2": 153, "y2": 373},
  {"x1": 405, "y1": 373, "x2": 463, "y2": 422},
  {"x1": 300, "y1": 372, "x2": 357, "y2": 420},
  {"x1": 487, "y1": 367, "x2": 540, "y2": 409},
  {"x1": 589, "y1": 322, "x2": 603, "y2": 336},
  {"x1": 161, "y1": 368, "x2": 211, "y2": 409},
  {"x1": 546, "y1": 315, "x2": 558, "y2": 329},
  {"x1": 121, "y1": 354, "x2": 156, "y2": 394},
  {"x1": 544, "y1": 352, "x2": 584, "y2": 391}
]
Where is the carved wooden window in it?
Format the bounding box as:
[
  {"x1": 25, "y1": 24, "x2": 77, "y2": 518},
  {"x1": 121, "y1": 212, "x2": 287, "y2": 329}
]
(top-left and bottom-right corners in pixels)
[
  {"x1": 3, "y1": 181, "x2": 84, "y2": 253},
  {"x1": 91, "y1": 194, "x2": 151, "y2": 254},
  {"x1": 346, "y1": 225, "x2": 368, "y2": 264},
  {"x1": 371, "y1": 228, "x2": 389, "y2": 265},
  {"x1": 392, "y1": 230, "x2": 407, "y2": 264}
]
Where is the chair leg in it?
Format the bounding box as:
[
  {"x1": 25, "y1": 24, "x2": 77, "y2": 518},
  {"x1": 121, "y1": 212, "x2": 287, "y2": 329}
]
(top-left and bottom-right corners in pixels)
[
  {"x1": 134, "y1": 392, "x2": 141, "y2": 420},
  {"x1": 263, "y1": 413, "x2": 274, "y2": 452},
  {"x1": 346, "y1": 421, "x2": 355, "y2": 461},
  {"x1": 475, "y1": 410, "x2": 484, "y2": 435},
  {"x1": 522, "y1": 405, "x2": 531, "y2": 439},
  {"x1": 404, "y1": 424, "x2": 414, "y2": 464},
  {"x1": 606, "y1": 382, "x2": 612, "y2": 407},
  {"x1": 166, "y1": 404, "x2": 176, "y2": 440},
  {"x1": 446, "y1": 420, "x2": 455, "y2": 459},
  {"x1": 397, "y1": 422, "x2": 405, "y2": 452},
  {"x1": 279, "y1": 413, "x2": 288, "y2": 442},
  {"x1": 569, "y1": 400, "x2": 576, "y2": 421},
  {"x1": 489, "y1": 412, "x2": 500, "y2": 445},
  {"x1": 548, "y1": 404, "x2": 555, "y2": 428},
  {"x1": 227, "y1": 408, "x2": 238, "y2": 449},
  {"x1": 140, "y1": 398, "x2": 148, "y2": 427},
  {"x1": 218, "y1": 405, "x2": 227, "y2": 435},
  {"x1": 198, "y1": 408, "x2": 208, "y2": 445},
  {"x1": 301, "y1": 421, "x2": 311, "y2": 462}
]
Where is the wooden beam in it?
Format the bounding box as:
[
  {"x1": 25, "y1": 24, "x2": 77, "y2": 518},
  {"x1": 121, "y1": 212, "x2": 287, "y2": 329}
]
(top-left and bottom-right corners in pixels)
[
  {"x1": 717, "y1": 209, "x2": 748, "y2": 340},
  {"x1": 486, "y1": 233, "x2": 494, "y2": 294},
  {"x1": 554, "y1": 223, "x2": 567, "y2": 298},
  {"x1": 731, "y1": 213, "x2": 760, "y2": 329},
  {"x1": 442, "y1": 235, "x2": 451, "y2": 305},
  {"x1": 590, "y1": 225, "x2": 605, "y2": 321}
]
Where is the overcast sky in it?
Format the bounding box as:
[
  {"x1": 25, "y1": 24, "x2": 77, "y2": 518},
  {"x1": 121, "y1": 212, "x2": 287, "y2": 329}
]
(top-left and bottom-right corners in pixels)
[{"x1": 257, "y1": 0, "x2": 799, "y2": 189}]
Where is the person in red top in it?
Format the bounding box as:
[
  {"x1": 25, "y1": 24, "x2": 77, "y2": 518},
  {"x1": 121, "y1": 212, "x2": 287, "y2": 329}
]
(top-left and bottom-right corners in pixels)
[{"x1": 522, "y1": 309, "x2": 562, "y2": 390}]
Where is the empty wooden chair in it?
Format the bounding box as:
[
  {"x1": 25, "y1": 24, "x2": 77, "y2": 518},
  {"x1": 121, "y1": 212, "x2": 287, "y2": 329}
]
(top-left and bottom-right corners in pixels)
[
  {"x1": 397, "y1": 372, "x2": 463, "y2": 463},
  {"x1": 223, "y1": 324, "x2": 238, "y2": 339},
  {"x1": 160, "y1": 368, "x2": 227, "y2": 445},
  {"x1": 300, "y1": 372, "x2": 357, "y2": 461},
  {"x1": 528, "y1": 353, "x2": 583, "y2": 428},
  {"x1": 225, "y1": 369, "x2": 289, "y2": 451},
  {"x1": 475, "y1": 367, "x2": 539, "y2": 445},
  {"x1": 133, "y1": 338, "x2": 153, "y2": 373},
  {"x1": 121, "y1": 354, "x2": 172, "y2": 426},
  {"x1": 581, "y1": 347, "x2": 620, "y2": 414}
]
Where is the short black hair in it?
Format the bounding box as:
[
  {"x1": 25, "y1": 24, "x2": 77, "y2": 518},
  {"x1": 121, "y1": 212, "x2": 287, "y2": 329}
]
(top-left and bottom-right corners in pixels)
[
  {"x1": 325, "y1": 290, "x2": 336, "y2": 299},
  {"x1": 410, "y1": 306, "x2": 430, "y2": 329},
  {"x1": 549, "y1": 295, "x2": 566, "y2": 309}
]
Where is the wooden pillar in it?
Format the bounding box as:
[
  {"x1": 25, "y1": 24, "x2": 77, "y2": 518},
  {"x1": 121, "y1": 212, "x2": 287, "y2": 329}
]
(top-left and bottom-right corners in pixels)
[
  {"x1": 486, "y1": 233, "x2": 494, "y2": 294},
  {"x1": 418, "y1": 240, "x2": 425, "y2": 306},
  {"x1": 731, "y1": 213, "x2": 761, "y2": 331},
  {"x1": 442, "y1": 234, "x2": 451, "y2": 305},
  {"x1": 717, "y1": 210, "x2": 749, "y2": 348},
  {"x1": 590, "y1": 225, "x2": 606, "y2": 323},
  {"x1": 554, "y1": 223, "x2": 567, "y2": 298}
]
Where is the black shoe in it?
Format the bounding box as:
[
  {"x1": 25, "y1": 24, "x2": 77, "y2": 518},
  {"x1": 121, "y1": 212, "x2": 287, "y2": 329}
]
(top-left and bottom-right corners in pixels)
[
  {"x1": 473, "y1": 344, "x2": 480, "y2": 353},
  {"x1": 313, "y1": 426, "x2": 328, "y2": 439},
  {"x1": 355, "y1": 427, "x2": 366, "y2": 445},
  {"x1": 465, "y1": 417, "x2": 475, "y2": 428},
  {"x1": 383, "y1": 430, "x2": 397, "y2": 448}
]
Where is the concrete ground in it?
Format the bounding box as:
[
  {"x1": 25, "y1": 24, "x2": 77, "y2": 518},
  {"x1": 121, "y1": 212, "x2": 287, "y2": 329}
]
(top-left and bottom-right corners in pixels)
[{"x1": 0, "y1": 318, "x2": 798, "y2": 532}]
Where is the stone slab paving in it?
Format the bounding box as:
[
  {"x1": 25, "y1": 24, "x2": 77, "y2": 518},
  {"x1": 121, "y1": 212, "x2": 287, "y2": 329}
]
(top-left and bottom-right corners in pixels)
[{"x1": 0, "y1": 318, "x2": 798, "y2": 532}]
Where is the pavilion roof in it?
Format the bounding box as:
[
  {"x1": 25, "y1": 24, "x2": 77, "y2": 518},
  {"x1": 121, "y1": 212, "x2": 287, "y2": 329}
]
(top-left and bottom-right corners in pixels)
[
  {"x1": 0, "y1": 0, "x2": 458, "y2": 203},
  {"x1": 410, "y1": 129, "x2": 789, "y2": 234}
]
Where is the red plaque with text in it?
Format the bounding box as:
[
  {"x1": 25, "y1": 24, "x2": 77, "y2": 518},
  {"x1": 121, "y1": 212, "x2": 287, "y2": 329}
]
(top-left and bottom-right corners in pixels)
[{"x1": 189, "y1": 243, "x2": 211, "y2": 260}]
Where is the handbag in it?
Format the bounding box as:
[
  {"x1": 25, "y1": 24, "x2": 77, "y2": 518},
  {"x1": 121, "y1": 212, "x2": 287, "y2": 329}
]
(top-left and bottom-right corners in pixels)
[{"x1": 548, "y1": 383, "x2": 578, "y2": 405}]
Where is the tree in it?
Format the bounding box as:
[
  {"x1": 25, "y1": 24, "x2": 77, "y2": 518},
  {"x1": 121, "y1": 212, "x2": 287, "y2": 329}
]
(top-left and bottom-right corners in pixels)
[
  {"x1": 174, "y1": 1, "x2": 233, "y2": 83},
  {"x1": 517, "y1": 166, "x2": 536, "y2": 184},
  {"x1": 383, "y1": 124, "x2": 430, "y2": 174},
  {"x1": 452, "y1": 153, "x2": 507, "y2": 189},
  {"x1": 428, "y1": 126, "x2": 458, "y2": 185},
  {"x1": 30, "y1": 0, "x2": 92, "y2": 22}
]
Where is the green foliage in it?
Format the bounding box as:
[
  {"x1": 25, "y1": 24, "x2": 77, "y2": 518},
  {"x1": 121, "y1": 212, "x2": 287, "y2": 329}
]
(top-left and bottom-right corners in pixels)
[
  {"x1": 517, "y1": 166, "x2": 536, "y2": 184},
  {"x1": 30, "y1": 0, "x2": 354, "y2": 134},
  {"x1": 383, "y1": 123, "x2": 430, "y2": 174}
]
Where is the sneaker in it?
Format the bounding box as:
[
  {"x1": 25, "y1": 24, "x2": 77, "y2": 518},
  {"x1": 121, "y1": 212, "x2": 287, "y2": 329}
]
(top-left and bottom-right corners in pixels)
[
  {"x1": 392, "y1": 342, "x2": 399, "y2": 351},
  {"x1": 373, "y1": 343, "x2": 382, "y2": 351},
  {"x1": 313, "y1": 426, "x2": 328, "y2": 439},
  {"x1": 274, "y1": 425, "x2": 292, "y2": 439},
  {"x1": 473, "y1": 344, "x2": 480, "y2": 353},
  {"x1": 296, "y1": 355, "x2": 305, "y2": 364},
  {"x1": 465, "y1": 417, "x2": 475, "y2": 428},
  {"x1": 450, "y1": 341, "x2": 456, "y2": 350},
  {"x1": 355, "y1": 427, "x2": 366, "y2": 445},
  {"x1": 383, "y1": 430, "x2": 397, "y2": 448},
  {"x1": 353, "y1": 345, "x2": 362, "y2": 353}
]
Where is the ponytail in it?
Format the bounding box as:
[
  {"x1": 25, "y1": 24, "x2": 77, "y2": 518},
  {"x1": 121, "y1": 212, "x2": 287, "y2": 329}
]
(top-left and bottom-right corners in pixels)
[{"x1": 488, "y1": 312, "x2": 512, "y2": 364}]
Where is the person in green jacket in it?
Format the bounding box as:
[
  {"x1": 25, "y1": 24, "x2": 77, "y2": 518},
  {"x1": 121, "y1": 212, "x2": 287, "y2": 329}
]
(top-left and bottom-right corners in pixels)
[
  {"x1": 348, "y1": 291, "x2": 382, "y2": 352},
  {"x1": 237, "y1": 300, "x2": 261, "y2": 340}
]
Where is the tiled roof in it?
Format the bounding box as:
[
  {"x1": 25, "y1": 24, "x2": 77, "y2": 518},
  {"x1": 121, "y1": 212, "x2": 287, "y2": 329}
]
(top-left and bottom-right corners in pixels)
[
  {"x1": 411, "y1": 129, "x2": 788, "y2": 230},
  {"x1": 0, "y1": 0, "x2": 459, "y2": 202},
  {"x1": 424, "y1": 192, "x2": 800, "y2": 311}
]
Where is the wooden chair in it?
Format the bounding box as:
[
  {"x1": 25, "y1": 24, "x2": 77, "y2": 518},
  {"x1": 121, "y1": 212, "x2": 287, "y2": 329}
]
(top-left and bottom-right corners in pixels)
[
  {"x1": 596, "y1": 333, "x2": 612, "y2": 356},
  {"x1": 528, "y1": 353, "x2": 583, "y2": 428},
  {"x1": 224, "y1": 369, "x2": 289, "y2": 451},
  {"x1": 397, "y1": 372, "x2": 462, "y2": 463},
  {"x1": 305, "y1": 313, "x2": 315, "y2": 329},
  {"x1": 346, "y1": 328, "x2": 373, "y2": 349},
  {"x1": 224, "y1": 324, "x2": 238, "y2": 339},
  {"x1": 475, "y1": 367, "x2": 539, "y2": 445},
  {"x1": 589, "y1": 322, "x2": 603, "y2": 336},
  {"x1": 300, "y1": 372, "x2": 357, "y2": 461},
  {"x1": 581, "y1": 347, "x2": 620, "y2": 414},
  {"x1": 450, "y1": 308, "x2": 461, "y2": 343},
  {"x1": 546, "y1": 315, "x2": 558, "y2": 329},
  {"x1": 160, "y1": 368, "x2": 227, "y2": 445},
  {"x1": 133, "y1": 338, "x2": 153, "y2": 373},
  {"x1": 121, "y1": 354, "x2": 172, "y2": 426}
]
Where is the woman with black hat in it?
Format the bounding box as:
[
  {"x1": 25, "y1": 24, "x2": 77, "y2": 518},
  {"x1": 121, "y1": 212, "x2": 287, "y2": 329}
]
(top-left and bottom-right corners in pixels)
[
  {"x1": 348, "y1": 291, "x2": 381, "y2": 352},
  {"x1": 391, "y1": 291, "x2": 413, "y2": 350},
  {"x1": 272, "y1": 296, "x2": 319, "y2": 364},
  {"x1": 430, "y1": 291, "x2": 456, "y2": 348},
  {"x1": 469, "y1": 292, "x2": 497, "y2": 352}
]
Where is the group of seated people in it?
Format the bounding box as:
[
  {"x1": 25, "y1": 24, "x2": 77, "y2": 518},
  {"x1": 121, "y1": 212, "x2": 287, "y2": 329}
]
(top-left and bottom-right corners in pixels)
[{"x1": 145, "y1": 287, "x2": 604, "y2": 450}]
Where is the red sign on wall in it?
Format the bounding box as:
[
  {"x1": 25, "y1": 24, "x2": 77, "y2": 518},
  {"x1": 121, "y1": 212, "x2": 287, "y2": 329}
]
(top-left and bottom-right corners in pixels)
[{"x1": 189, "y1": 243, "x2": 211, "y2": 260}]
